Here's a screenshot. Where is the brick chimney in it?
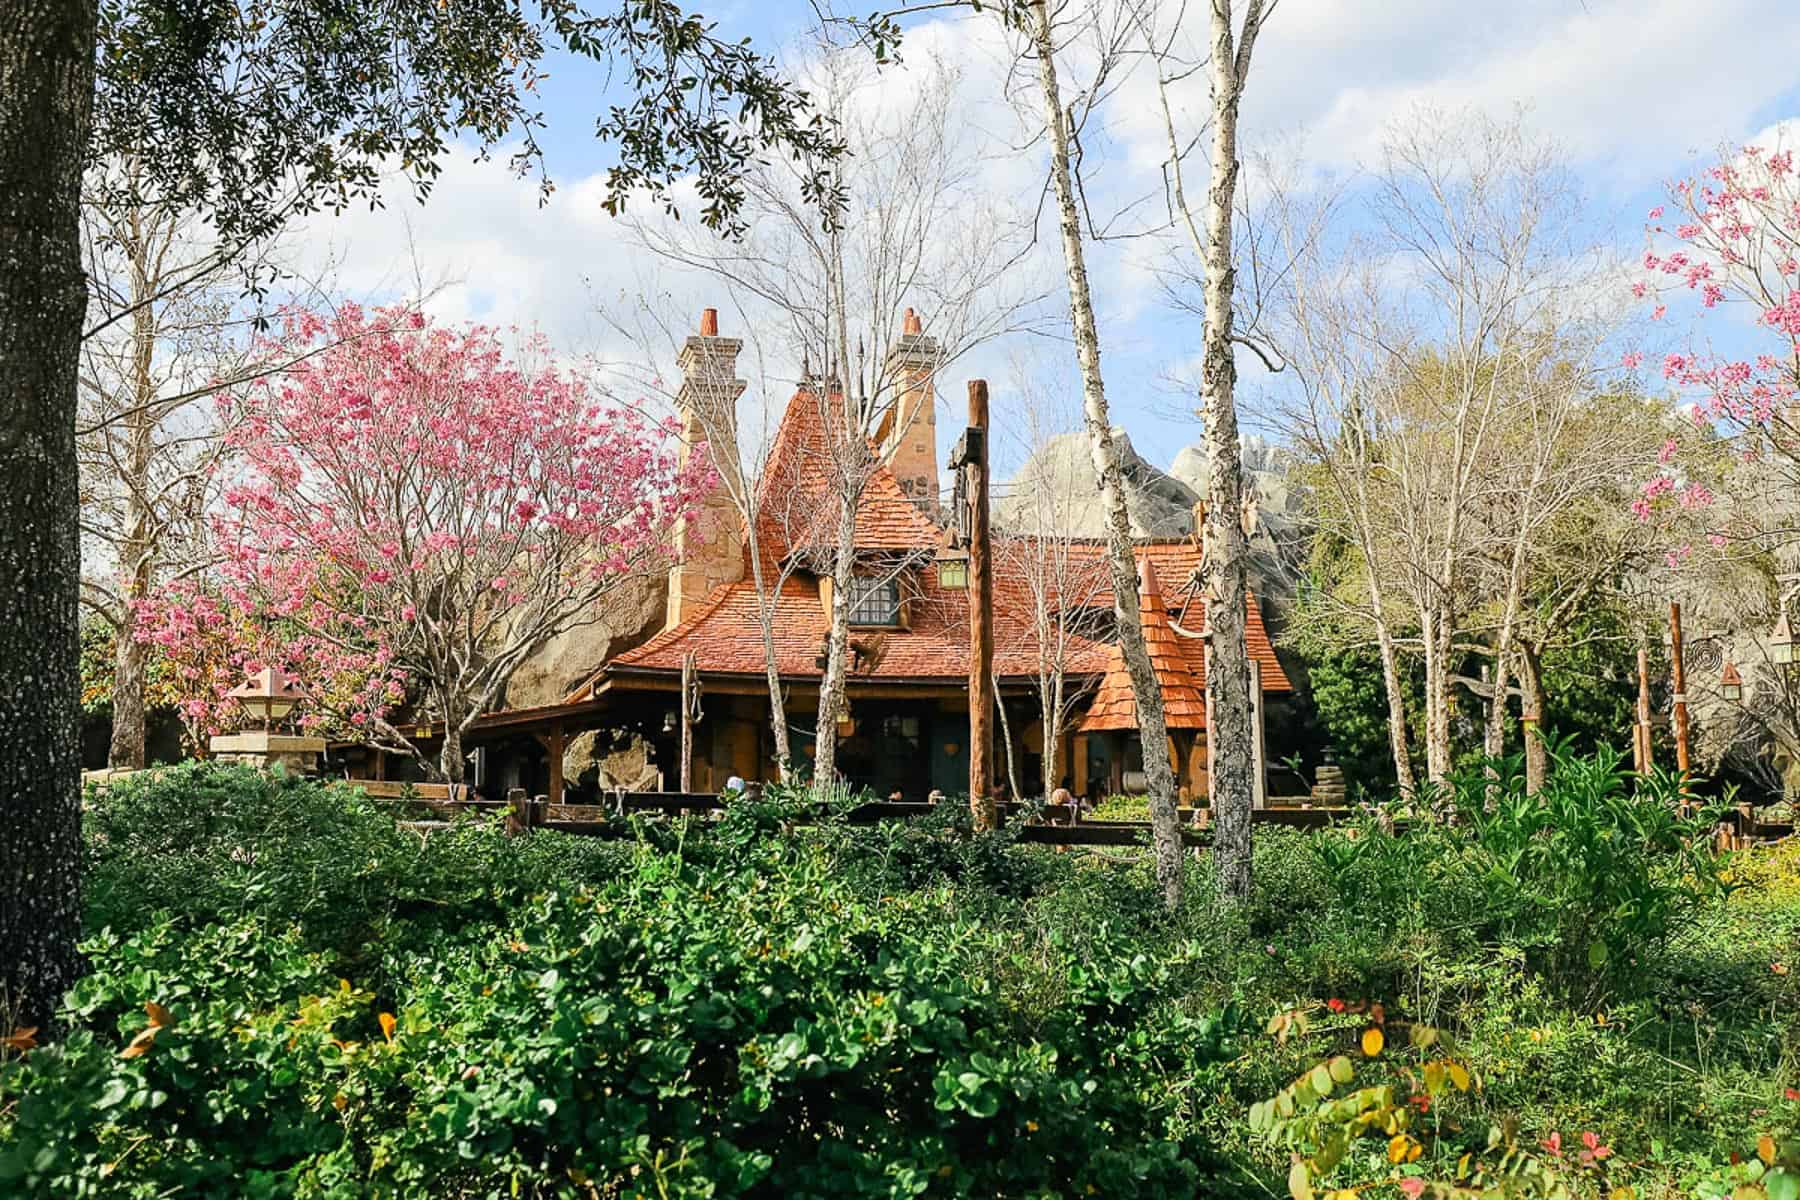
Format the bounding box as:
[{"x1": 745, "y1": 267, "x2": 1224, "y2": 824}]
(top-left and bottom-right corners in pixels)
[
  {"x1": 665, "y1": 308, "x2": 748, "y2": 630},
  {"x1": 881, "y1": 307, "x2": 941, "y2": 505}
]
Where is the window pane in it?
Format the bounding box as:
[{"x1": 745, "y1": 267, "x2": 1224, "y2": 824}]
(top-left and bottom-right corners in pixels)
[{"x1": 848, "y1": 576, "x2": 900, "y2": 624}]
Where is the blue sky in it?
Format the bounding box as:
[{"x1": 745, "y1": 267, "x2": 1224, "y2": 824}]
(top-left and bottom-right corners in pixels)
[{"x1": 291, "y1": 0, "x2": 1800, "y2": 477}]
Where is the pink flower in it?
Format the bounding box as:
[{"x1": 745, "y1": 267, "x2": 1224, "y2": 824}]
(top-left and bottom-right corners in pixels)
[
  {"x1": 1647, "y1": 205, "x2": 1665, "y2": 219},
  {"x1": 1622, "y1": 351, "x2": 1644, "y2": 370},
  {"x1": 1658, "y1": 438, "x2": 1679, "y2": 464},
  {"x1": 1541, "y1": 1132, "x2": 1563, "y2": 1158},
  {"x1": 1397, "y1": 1179, "x2": 1425, "y2": 1199}
]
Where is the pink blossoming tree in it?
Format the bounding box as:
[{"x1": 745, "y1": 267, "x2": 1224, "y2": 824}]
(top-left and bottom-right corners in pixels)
[
  {"x1": 139, "y1": 305, "x2": 711, "y2": 781},
  {"x1": 1629, "y1": 142, "x2": 1800, "y2": 789},
  {"x1": 1637, "y1": 144, "x2": 1800, "y2": 491}
]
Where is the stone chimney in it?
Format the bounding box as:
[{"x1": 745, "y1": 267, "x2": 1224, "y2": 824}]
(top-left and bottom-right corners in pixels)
[
  {"x1": 665, "y1": 307, "x2": 748, "y2": 630},
  {"x1": 881, "y1": 307, "x2": 941, "y2": 505}
]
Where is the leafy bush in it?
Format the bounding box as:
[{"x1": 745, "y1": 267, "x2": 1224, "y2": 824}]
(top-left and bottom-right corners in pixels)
[
  {"x1": 6, "y1": 767, "x2": 1246, "y2": 1198},
  {"x1": 1307, "y1": 749, "x2": 1729, "y2": 998}
]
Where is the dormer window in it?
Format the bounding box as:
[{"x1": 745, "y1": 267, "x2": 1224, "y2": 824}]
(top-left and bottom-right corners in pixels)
[{"x1": 847, "y1": 575, "x2": 902, "y2": 626}]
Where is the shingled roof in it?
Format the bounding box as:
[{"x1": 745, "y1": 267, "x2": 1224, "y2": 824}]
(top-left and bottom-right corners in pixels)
[
  {"x1": 753, "y1": 386, "x2": 942, "y2": 565},
  {"x1": 574, "y1": 374, "x2": 1290, "y2": 705},
  {"x1": 1079, "y1": 558, "x2": 1210, "y2": 732}
]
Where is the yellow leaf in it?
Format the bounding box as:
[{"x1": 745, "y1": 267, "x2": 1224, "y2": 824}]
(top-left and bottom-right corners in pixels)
[
  {"x1": 1289, "y1": 1160, "x2": 1314, "y2": 1200},
  {"x1": 1448, "y1": 1062, "x2": 1471, "y2": 1091},
  {"x1": 1389, "y1": 1135, "x2": 1410, "y2": 1165},
  {"x1": 332, "y1": 1091, "x2": 348, "y2": 1111},
  {"x1": 1362, "y1": 1027, "x2": 1385, "y2": 1057},
  {"x1": 379, "y1": 1012, "x2": 397, "y2": 1044},
  {"x1": 1758, "y1": 1135, "x2": 1777, "y2": 1166},
  {"x1": 1610, "y1": 1188, "x2": 1637, "y2": 1200},
  {"x1": 1, "y1": 1026, "x2": 39, "y2": 1053},
  {"x1": 119, "y1": 1025, "x2": 159, "y2": 1059},
  {"x1": 144, "y1": 1002, "x2": 173, "y2": 1029},
  {"x1": 1407, "y1": 1142, "x2": 1423, "y2": 1163}
]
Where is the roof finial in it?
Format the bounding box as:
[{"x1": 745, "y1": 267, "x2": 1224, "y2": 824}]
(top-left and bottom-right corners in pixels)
[
  {"x1": 903, "y1": 307, "x2": 922, "y2": 336},
  {"x1": 1138, "y1": 555, "x2": 1162, "y2": 600},
  {"x1": 700, "y1": 307, "x2": 719, "y2": 337}
]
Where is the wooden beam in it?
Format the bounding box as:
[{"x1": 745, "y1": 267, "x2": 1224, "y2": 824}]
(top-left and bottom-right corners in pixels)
[
  {"x1": 1670, "y1": 602, "x2": 1690, "y2": 796},
  {"x1": 964, "y1": 380, "x2": 995, "y2": 830},
  {"x1": 679, "y1": 651, "x2": 696, "y2": 794},
  {"x1": 547, "y1": 722, "x2": 565, "y2": 805}
]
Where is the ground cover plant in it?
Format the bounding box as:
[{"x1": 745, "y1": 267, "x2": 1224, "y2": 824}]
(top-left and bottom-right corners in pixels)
[{"x1": 1, "y1": 753, "x2": 1797, "y2": 1198}]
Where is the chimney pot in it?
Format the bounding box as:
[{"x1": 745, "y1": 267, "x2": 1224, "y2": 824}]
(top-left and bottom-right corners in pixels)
[
  {"x1": 700, "y1": 307, "x2": 719, "y2": 337},
  {"x1": 903, "y1": 307, "x2": 922, "y2": 336}
]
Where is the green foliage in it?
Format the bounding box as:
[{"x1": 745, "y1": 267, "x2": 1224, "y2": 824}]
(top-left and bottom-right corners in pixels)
[
  {"x1": 7, "y1": 755, "x2": 1798, "y2": 1198},
  {"x1": 1087, "y1": 793, "x2": 1151, "y2": 821},
  {"x1": 6, "y1": 765, "x2": 1244, "y2": 1198},
  {"x1": 1306, "y1": 748, "x2": 1730, "y2": 998},
  {"x1": 1304, "y1": 647, "x2": 1424, "y2": 796},
  {"x1": 95, "y1": 0, "x2": 846, "y2": 246}
]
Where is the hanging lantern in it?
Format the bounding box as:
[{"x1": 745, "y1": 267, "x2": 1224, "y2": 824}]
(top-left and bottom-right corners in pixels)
[
  {"x1": 935, "y1": 545, "x2": 969, "y2": 590},
  {"x1": 836, "y1": 699, "x2": 855, "y2": 738},
  {"x1": 1721, "y1": 660, "x2": 1744, "y2": 701},
  {"x1": 1771, "y1": 612, "x2": 1796, "y2": 666}
]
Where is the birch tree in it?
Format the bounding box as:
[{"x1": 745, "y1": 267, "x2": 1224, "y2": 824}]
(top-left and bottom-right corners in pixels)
[
  {"x1": 1121, "y1": 0, "x2": 1277, "y2": 901},
  {"x1": 1021, "y1": 0, "x2": 1186, "y2": 905}
]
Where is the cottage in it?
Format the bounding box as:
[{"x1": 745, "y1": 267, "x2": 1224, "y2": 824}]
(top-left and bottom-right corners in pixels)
[{"x1": 340, "y1": 309, "x2": 1290, "y2": 804}]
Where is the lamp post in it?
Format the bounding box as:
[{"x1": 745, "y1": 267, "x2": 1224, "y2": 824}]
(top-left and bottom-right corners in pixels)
[
  {"x1": 229, "y1": 666, "x2": 304, "y2": 730},
  {"x1": 209, "y1": 667, "x2": 325, "y2": 773}
]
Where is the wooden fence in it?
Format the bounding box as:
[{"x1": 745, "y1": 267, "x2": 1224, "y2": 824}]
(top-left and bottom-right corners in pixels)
[{"x1": 354, "y1": 781, "x2": 1794, "y2": 849}]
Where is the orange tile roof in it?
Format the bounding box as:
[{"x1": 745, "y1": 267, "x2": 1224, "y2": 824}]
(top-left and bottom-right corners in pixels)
[
  {"x1": 586, "y1": 386, "x2": 1290, "y2": 704},
  {"x1": 752, "y1": 386, "x2": 942, "y2": 564},
  {"x1": 609, "y1": 567, "x2": 1109, "y2": 682},
  {"x1": 1079, "y1": 558, "x2": 1209, "y2": 732}
]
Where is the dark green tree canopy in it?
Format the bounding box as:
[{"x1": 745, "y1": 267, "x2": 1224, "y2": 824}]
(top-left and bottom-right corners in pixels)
[{"x1": 93, "y1": 0, "x2": 847, "y2": 242}]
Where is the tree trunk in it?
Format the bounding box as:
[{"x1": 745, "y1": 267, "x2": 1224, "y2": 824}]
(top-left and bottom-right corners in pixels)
[
  {"x1": 0, "y1": 0, "x2": 98, "y2": 1035},
  {"x1": 1370, "y1": 608, "x2": 1417, "y2": 802},
  {"x1": 109, "y1": 621, "x2": 149, "y2": 770},
  {"x1": 1029, "y1": 0, "x2": 1181, "y2": 907},
  {"x1": 993, "y1": 687, "x2": 1023, "y2": 802},
  {"x1": 438, "y1": 725, "x2": 466, "y2": 784},
  {"x1": 811, "y1": 496, "x2": 858, "y2": 793},
  {"x1": 1421, "y1": 600, "x2": 1455, "y2": 784},
  {"x1": 1518, "y1": 639, "x2": 1547, "y2": 795},
  {"x1": 108, "y1": 298, "x2": 159, "y2": 770},
  {"x1": 1199, "y1": 0, "x2": 1266, "y2": 904},
  {"x1": 108, "y1": 349, "x2": 157, "y2": 770},
  {"x1": 748, "y1": 552, "x2": 793, "y2": 783}
]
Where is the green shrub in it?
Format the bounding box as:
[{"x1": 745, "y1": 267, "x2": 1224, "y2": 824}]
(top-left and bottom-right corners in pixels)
[
  {"x1": 5, "y1": 767, "x2": 1247, "y2": 1198},
  {"x1": 1306, "y1": 749, "x2": 1730, "y2": 999}
]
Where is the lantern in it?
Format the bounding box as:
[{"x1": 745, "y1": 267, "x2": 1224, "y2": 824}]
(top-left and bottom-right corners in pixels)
[
  {"x1": 228, "y1": 667, "x2": 304, "y2": 731},
  {"x1": 1721, "y1": 660, "x2": 1744, "y2": 701},
  {"x1": 1771, "y1": 611, "x2": 1796, "y2": 666},
  {"x1": 935, "y1": 546, "x2": 969, "y2": 590}
]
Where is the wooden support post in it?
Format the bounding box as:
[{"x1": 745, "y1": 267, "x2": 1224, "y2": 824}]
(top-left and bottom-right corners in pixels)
[
  {"x1": 965, "y1": 380, "x2": 995, "y2": 830},
  {"x1": 546, "y1": 722, "x2": 565, "y2": 807},
  {"x1": 679, "y1": 651, "x2": 696, "y2": 794},
  {"x1": 1250, "y1": 658, "x2": 1267, "y2": 811},
  {"x1": 505, "y1": 786, "x2": 531, "y2": 836},
  {"x1": 1670, "y1": 602, "x2": 1691, "y2": 800},
  {"x1": 1634, "y1": 639, "x2": 1653, "y2": 775}
]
